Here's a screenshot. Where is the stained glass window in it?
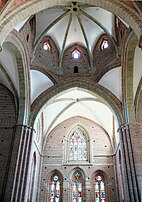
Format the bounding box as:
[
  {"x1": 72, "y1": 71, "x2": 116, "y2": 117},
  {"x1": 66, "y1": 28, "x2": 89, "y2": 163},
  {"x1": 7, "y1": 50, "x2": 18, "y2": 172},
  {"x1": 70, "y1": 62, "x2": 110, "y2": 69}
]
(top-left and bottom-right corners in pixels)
[
  {"x1": 72, "y1": 171, "x2": 83, "y2": 202},
  {"x1": 69, "y1": 128, "x2": 87, "y2": 161},
  {"x1": 50, "y1": 175, "x2": 60, "y2": 202},
  {"x1": 94, "y1": 176, "x2": 105, "y2": 202}
]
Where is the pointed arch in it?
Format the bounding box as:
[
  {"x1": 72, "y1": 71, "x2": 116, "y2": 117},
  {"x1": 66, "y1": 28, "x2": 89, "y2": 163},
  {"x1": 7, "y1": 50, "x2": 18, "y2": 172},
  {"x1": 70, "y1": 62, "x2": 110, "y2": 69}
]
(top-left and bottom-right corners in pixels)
[
  {"x1": 47, "y1": 169, "x2": 63, "y2": 202},
  {"x1": 69, "y1": 167, "x2": 85, "y2": 202},
  {"x1": 91, "y1": 170, "x2": 107, "y2": 202},
  {"x1": 64, "y1": 124, "x2": 92, "y2": 163},
  {"x1": 124, "y1": 32, "x2": 138, "y2": 122},
  {"x1": 93, "y1": 33, "x2": 117, "y2": 70},
  {"x1": 1, "y1": 0, "x2": 142, "y2": 48},
  {"x1": 3, "y1": 35, "x2": 30, "y2": 124},
  {"x1": 30, "y1": 80, "x2": 123, "y2": 127}
]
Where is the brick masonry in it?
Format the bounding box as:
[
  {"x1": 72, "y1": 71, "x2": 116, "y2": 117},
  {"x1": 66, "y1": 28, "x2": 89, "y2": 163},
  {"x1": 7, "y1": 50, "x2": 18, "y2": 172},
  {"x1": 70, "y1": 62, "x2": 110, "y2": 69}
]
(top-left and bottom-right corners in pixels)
[
  {"x1": 0, "y1": 1, "x2": 142, "y2": 202},
  {"x1": 39, "y1": 117, "x2": 117, "y2": 202}
]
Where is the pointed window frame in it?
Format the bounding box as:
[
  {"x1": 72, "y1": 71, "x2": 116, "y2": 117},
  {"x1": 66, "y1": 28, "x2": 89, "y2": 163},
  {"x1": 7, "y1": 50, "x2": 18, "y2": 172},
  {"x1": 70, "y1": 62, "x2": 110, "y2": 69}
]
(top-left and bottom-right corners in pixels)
[
  {"x1": 101, "y1": 40, "x2": 109, "y2": 50},
  {"x1": 48, "y1": 170, "x2": 63, "y2": 202},
  {"x1": 43, "y1": 41, "x2": 51, "y2": 51},
  {"x1": 63, "y1": 125, "x2": 92, "y2": 164},
  {"x1": 70, "y1": 169, "x2": 85, "y2": 202},
  {"x1": 71, "y1": 48, "x2": 81, "y2": 59},
  {"x1": 91, "y1": 171, "x2": 108, "y2": 202}
]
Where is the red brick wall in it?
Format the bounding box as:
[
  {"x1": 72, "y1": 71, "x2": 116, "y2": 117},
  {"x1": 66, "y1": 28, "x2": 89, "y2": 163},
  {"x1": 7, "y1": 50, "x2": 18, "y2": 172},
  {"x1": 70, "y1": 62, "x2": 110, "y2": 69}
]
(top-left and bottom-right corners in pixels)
[
  {"x1": 0, "y1": 84, "x2": 17, "y2": 200},
  {"x1": 39, "y1": 116, "x2": 117, "y2": 202}
]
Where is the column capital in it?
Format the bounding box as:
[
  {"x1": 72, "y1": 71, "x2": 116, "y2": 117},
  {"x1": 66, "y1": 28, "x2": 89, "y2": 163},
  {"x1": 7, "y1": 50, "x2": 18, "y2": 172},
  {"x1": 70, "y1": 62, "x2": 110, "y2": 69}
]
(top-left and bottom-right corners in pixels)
[
  {"x1": 117, "y1": 123, "x2": 129, "y2": 131},
  {"x1": 16, "y1": 124, "x2": 36, "y2": 132}
]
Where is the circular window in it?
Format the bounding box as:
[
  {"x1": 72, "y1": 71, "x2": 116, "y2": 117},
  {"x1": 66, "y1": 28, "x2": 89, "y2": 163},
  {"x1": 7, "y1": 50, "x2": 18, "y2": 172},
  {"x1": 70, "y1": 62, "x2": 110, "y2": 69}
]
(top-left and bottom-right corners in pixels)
[{"x1": 54, "y1": 175, "x2": 58, "y2": 181}]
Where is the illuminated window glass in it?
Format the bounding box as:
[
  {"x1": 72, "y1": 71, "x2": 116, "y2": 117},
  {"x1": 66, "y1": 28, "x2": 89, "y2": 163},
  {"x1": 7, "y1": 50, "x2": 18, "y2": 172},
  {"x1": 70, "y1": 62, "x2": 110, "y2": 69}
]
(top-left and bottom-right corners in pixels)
[
  {"x1": 94, "y1": 176, "x2": 105, "y2": 202},
  {"x1": 43, "y1": 41, "x2": 51, "y2": 51},
  {"x1": 72, "y1": 171, "x2": 83, "y2": 202},
  {"x1": 50, "y1": 175, "x2": 60, "y2": 202},
  {"x1": 69, "y1": 128, "x2": 87, "y2": 161},
  {"x1": 101, "y1": 40, "x2": 108, "y2": 50},
  {"x1": 72, "y1": 49, "x2": 81, "y2": 59}
]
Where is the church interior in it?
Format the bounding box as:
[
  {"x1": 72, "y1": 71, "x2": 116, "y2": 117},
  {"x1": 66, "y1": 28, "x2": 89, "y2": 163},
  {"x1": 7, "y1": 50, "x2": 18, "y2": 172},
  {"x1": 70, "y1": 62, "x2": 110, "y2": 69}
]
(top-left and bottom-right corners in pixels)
[{"x1": 0, "y1": 0, "x2": 142, "y2": 201}]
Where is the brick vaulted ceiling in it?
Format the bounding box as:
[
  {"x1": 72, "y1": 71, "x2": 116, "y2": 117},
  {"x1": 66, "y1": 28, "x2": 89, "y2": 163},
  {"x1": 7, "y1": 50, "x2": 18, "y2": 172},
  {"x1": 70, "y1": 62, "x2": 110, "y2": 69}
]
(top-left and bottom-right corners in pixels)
[
  {"x1": 0, "y1": 0, "x2": 141, "y2": 13},
  {"x1": 33, "y1": 2, "x2": 115, "y2": 54},
  {"x1": 0, "y1": 0, "x2": 125, "y2": 144},
  {"x1": 1, "y1": 0, "x2": 142, "y2": 146}
]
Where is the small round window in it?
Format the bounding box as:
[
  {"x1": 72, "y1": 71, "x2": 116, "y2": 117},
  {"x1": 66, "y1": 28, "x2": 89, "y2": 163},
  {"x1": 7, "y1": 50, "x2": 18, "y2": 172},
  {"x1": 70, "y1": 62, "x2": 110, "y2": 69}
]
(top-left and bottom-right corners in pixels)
[{"x1": 54, "y1": 175, "x2": 59, "y2": 181}]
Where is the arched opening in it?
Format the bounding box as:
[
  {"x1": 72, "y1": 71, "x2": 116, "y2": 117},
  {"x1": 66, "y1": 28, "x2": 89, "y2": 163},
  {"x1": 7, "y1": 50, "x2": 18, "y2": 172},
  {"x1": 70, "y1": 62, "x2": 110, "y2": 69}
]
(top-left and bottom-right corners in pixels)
[
  {"x1": 32, "y1": 85, "x2": 121, "y2": 201},
  {"x1": 94, "y1": 175, "x2": 105, "y2": 202},
  {"x1": 91, "y1": 171, "x2": 107, "y2": 202},
  {"x1": 48, "y1": 170, "x2": 63, "y2": 202},
  {"x1": 101, "y1": 40, "x2": 109, "y2": 50},
  {"x1": 70, "y1": 169, "x2": 85, "y2": 202},
  {"x1": 1, "y1": 1, "x2": 142, "y2": 201}
]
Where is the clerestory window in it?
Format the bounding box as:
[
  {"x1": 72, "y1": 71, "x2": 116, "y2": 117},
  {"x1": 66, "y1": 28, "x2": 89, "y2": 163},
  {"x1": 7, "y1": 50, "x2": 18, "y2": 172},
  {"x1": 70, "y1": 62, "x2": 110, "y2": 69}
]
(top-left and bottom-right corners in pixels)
[
  {"x1": 101, "y1": 40, "x2": 109, "y2": 50},
  {"x1": 72, "y1": 49, "x2": 81, "y2": 59},
  {"x1": 43, "y1": 41, "x2": 51, "y2": 51}
]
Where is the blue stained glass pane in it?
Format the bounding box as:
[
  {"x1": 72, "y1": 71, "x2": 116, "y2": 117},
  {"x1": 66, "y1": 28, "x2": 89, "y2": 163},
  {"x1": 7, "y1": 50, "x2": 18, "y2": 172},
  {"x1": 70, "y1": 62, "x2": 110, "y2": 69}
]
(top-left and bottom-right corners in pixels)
[{"x1": 101, "y1": 192, "x2": 105, "y2": 198}]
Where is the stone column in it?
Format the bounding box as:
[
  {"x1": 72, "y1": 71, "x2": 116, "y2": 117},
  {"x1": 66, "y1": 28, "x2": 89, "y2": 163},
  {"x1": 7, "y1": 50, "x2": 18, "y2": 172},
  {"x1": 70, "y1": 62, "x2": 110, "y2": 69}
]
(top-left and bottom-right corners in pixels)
[
  {"x1": 118, "y1": 124, "x2": 140, "y2": 202},
  {"x1": 118, "y1": 125, "x2": 131, "y2": 202},
  {"x1": 15, "y1": 125, "x2": 29, "y2": 201},
  {"x1": 126, "y1": 123, "x2": 141, "y2": 201},
  {"x1": 3, "y1": 124, "x2": 27, "y2": 202},
  {"x1": 21, "y1": 127, "x2": 35, "y2": 202},
  {"x1": 2, "y1": 124, "x2": 35, "y2": 202}
]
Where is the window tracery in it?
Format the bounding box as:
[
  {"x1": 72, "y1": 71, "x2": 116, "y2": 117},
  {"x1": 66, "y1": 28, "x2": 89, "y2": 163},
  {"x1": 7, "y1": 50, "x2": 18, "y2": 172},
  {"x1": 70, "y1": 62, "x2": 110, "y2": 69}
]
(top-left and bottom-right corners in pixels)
[
  {"x1": 69, "y1": 128, "x2": 87, "y2": 161},
  {"x1": 94, "y1": 175, "x2": 105, "y2": 202},
  {"x1": 49, "y1": 174, "x2": 61, "y2": 202},
  {"x1": 72, "y1": 170, "x2": 83, "y2": 202}
]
